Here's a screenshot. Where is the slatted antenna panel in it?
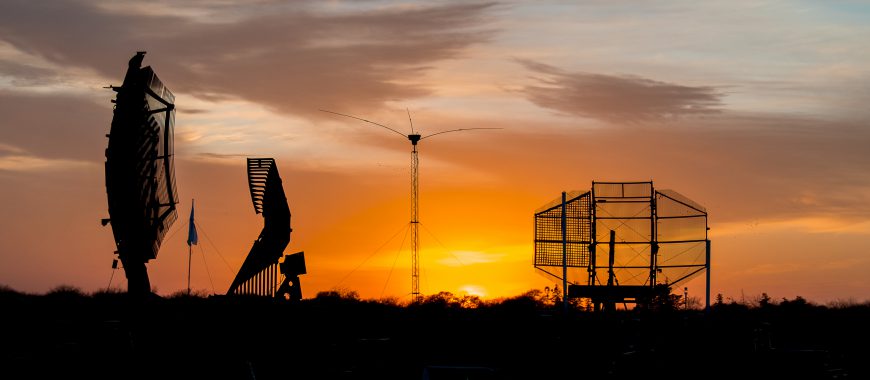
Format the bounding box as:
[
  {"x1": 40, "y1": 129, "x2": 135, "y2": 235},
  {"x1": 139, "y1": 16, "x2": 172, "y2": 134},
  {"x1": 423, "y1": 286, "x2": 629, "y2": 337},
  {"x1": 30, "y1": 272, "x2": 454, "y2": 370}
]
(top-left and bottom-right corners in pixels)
[
  {"x1": 247, "y1": 158, "x2": 275, "y2": 214},
  {"x1": 229, "y1": 158, "x2": 302, "y2": 300}
]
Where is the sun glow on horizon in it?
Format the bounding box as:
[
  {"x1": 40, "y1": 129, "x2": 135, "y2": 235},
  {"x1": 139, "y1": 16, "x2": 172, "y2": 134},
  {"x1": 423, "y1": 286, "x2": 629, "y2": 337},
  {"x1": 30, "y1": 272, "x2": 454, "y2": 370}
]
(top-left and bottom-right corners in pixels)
[{"x1": 459, "y1": 284, "x2": 487, "y2": 298}]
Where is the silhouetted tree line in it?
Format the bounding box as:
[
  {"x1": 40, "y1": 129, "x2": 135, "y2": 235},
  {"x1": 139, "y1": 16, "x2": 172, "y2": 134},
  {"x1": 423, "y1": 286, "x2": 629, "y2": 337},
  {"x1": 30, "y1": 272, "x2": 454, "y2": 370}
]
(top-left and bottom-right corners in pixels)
[{"x1": 1, "y1": 284, "x2": 868, "y2": 379}]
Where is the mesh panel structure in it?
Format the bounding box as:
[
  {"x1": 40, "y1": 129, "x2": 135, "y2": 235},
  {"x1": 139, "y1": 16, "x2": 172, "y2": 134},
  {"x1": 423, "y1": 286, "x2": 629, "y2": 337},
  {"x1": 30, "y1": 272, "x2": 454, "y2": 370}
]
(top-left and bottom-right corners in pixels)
[
  {"x1": 534, "y1": 182, "x2": 708, "y2": 288},
  {"x1": 655, "y1": 189, "x2": 708, "y2": 285},
  {"x1": 534, "y1": 192, "x2": 591, "y2": 268}
]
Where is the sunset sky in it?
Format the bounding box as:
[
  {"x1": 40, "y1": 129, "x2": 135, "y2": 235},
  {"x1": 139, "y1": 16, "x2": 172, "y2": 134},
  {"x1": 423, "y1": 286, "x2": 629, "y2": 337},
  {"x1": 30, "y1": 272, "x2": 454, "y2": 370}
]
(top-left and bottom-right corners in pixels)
[{"x1": 1, "y1": 1, "x2": 869, "y2": 303}]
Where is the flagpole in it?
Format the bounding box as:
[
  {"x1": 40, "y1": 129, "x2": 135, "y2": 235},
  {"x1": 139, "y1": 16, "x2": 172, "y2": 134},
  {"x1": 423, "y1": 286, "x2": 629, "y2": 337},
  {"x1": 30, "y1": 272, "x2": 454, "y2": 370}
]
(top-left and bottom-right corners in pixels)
[
  {"x1": 187, "y1": 243, "x2": 192, "y2": 296},
  {"x1": 187, "y1": 198, "x2": 196, "y2": 296}
]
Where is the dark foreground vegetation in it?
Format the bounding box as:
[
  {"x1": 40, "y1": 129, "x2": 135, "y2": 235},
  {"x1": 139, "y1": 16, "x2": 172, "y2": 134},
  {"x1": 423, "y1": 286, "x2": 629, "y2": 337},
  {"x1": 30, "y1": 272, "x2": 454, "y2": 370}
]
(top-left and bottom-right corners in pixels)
[{"x1": 0, "y1": 286, "x2": 866, "y2": 380}]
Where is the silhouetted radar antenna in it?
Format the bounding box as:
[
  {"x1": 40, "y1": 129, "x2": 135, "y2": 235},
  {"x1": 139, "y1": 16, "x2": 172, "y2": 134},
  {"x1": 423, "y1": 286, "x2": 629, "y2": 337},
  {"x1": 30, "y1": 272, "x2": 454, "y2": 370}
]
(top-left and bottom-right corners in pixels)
[
  {"x1": 321, "y1": 109, "x2": 500, "y2": 302},
  {"x1": 103, "y1": 51, "x2": 179, "y2": 297}
]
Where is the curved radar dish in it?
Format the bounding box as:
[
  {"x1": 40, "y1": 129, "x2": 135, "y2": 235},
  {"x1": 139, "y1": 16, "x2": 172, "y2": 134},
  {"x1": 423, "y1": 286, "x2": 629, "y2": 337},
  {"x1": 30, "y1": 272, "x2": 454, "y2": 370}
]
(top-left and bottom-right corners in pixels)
[{"x1": 104, "y1": 52, "x2": 179, "y2": 296}]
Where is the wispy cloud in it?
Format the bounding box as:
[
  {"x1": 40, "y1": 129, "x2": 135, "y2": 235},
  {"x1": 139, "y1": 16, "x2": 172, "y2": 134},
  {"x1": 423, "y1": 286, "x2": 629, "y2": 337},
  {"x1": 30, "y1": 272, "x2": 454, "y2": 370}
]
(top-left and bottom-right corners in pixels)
[
  {"x1": 713, "y1": 216, "x2": 870, "y2": 237},
  {"x1": 0, "y1": 92, "x2": 109, "y2": 162},
  {"x1": 439, "y1": 250, "x2": 505, "y2": 267},
  {"x1": 0, "y1": 1, "x2": 497, "y2": 119},
  {"x1": 517, "y1": 60, "x2": 723, "y2": 122},
  {"x1": 0, "y1": 154, "x2": 95, "y2": 172},
  {"x1": 0, "y1": 143, "x2": 26, "y2": 154},
  {"x1": 195, "y1": 152, "x2": 252, "y2": 163}
]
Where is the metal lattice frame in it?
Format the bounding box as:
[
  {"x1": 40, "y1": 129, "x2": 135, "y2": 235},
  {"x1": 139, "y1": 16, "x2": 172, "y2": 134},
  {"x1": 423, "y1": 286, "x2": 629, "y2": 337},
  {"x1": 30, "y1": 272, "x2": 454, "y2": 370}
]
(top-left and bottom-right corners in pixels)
[{"x1": 534, "y1": 181, "x2": 709, "y2": 302}]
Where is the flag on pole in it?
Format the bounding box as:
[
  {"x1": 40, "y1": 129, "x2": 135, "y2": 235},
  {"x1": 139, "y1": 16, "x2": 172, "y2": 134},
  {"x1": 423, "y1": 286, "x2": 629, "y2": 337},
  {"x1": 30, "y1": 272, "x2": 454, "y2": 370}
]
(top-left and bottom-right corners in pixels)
[{"x1": 187, "y1": 200, "x2": 198, "y2": 246}]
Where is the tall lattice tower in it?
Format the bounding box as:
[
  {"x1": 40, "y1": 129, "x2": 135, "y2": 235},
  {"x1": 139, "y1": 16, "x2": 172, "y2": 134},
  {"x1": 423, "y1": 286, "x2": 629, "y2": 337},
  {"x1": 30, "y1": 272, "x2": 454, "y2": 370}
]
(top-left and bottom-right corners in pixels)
[{"x1": 322, "y1": 110, "x2": 497, "y2": 301}]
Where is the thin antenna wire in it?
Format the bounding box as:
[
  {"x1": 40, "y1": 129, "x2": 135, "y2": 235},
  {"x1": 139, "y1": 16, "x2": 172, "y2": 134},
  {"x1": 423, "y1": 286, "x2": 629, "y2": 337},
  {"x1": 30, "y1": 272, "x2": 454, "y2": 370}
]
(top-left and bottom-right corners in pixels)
[
  {"x1": 406, "y1": 108, "x2": 415, "y2": 134},
  {"x1": 320, "y1": 109, "x2": 407, "y2": 138},
  {"x1": 421, "y1": 128, "x2": 502, "y2": 140},
  {"x1": 198, "y1": 245, "x2": 216, "y2": 295},
  {"x1": 334, "y1": 222, "x2": 410, "y2": 287},
  {"x1": 162, "y1": 219, "x2": 187, "y2": 246},
  {"x1": 106, "y1": 263, "x2": 117, "y2": 292},
  {"x1": 195, "y1": 222, "x2": 238, "y2": 275},
  {"x1": 419, "y1": 222, "x2": 466, "y2": 266},
  {"x1": 382, "y1": 225, "x2": 411, "y2": 298}
]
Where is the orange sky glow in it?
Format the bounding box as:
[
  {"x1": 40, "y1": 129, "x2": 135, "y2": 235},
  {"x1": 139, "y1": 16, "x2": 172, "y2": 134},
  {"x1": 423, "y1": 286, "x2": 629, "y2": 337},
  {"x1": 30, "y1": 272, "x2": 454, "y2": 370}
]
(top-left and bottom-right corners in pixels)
[{"x1": 1, "y1": 1, "x2": 869, "y2": 304}]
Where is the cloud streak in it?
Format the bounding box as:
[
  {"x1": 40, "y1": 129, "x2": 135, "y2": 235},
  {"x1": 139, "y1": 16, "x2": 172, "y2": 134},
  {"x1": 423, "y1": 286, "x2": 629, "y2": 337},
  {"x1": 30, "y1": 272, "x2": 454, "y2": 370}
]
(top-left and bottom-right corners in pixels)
[
  {"x1": 517, "y1": 60, "x2": 723, "y2": 122},
  {"x1": 0, "y1": 154, "x2": 95, "y2": 172},
  {"x1": 0, "y1": 0, "x2": 496, "y2": 119},
  {"x1": 0, "y1": 92, "x2": 110, "y2": 161}
]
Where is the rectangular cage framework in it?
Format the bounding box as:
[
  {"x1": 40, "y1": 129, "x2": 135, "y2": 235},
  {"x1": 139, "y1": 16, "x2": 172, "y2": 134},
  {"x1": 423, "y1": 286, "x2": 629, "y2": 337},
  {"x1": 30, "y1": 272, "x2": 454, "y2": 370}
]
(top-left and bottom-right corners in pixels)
[{"x1": 534, "y1": 181, "x2": 708, "y2": 291}]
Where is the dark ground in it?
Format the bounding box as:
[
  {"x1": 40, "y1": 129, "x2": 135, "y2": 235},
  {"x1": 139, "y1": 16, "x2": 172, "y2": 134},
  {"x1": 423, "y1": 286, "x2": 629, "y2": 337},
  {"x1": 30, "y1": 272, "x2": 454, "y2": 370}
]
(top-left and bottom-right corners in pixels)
[{"x1": 0, "y1": 288, "x2": 866, "y2": 380}]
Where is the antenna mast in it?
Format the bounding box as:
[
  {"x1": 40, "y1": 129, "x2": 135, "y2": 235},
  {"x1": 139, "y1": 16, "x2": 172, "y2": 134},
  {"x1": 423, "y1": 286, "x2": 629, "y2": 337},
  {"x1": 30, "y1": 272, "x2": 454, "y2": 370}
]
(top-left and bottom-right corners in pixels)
[
  {"x1": 409, "y1": 133, "x2": 421, "y2": 301},
  {"x1": 322, "y1": 109, "x2": 498, "y2": 302}
]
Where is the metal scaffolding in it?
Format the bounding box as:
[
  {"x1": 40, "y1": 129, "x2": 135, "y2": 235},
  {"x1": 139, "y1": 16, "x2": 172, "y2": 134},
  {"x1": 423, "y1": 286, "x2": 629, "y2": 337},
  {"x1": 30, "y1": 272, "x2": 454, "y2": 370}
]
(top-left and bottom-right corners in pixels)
[{"x1": 534, "y1": 181, "x2": 710, "y2": 310}]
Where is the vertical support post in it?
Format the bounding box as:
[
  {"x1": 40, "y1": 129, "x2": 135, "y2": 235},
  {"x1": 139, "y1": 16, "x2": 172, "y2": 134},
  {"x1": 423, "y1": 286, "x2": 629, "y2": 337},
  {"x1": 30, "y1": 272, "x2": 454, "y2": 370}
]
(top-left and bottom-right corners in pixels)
[
  {"x1": 411, "y1": 143, "x2": 420, "y2": 302},
  {"x1": 706, "y1": 239, "x2": 711, "y2": 313},
  {"x1": 684, "y1": 287, "x2": 689, "y2": 311},
  {"x1": 606, "y1": 230, "x2": 616, "y2": 312},
  {"x1": 649, "y1": 186, "x2": 659, "y2": 288},
  {"x1": 591, "y1": 183, "x2": 599, "y2": 312},
  {"x1": 187, "y1": 244, "x2": 192, "y2": 296},
  {"x1": 588, "y1": 191, "x2": 596, "y2": 288},
  {"x1": 561, "y1": 191, "x2": 568, "y2": 312},
  {"x1": 588, "y1": 243, "x2": 596, "y2": 286},
  {"x1": 607, "y1": 230, "x2": 615, "y2": 287}
]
